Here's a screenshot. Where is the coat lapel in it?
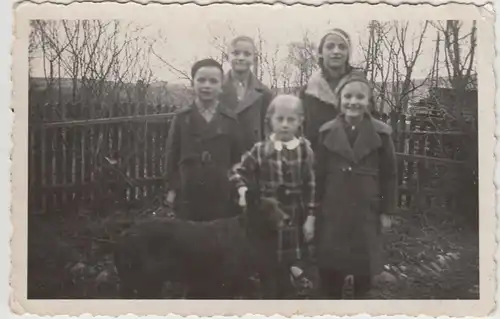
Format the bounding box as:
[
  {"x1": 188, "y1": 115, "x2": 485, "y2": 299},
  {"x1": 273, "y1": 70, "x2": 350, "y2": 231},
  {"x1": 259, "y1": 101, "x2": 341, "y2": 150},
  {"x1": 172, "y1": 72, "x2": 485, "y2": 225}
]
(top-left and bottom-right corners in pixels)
[
  {"x1": 304, "y1": 68, "x2": 367, "y2": 106},
  {"x1": 221, "y1": 76, "x2": 239, "y2": 112},
  {"x1": 304, "y1": 70, "x2": 338, "y2": 106},
  {"x1": 352, "y1": 116, "x2": 382, "y2": 162},
  {"x1": 323, "y1": 119, "x2": 356, "y2": 162},
  {"x1": 222, "y1": 71, "x2": 265, "y2": 114},
  {"x1": 322, "y1": 115, "x2": 382, "y2": 163},
  {"x1": 189, "y1": 104, "x2": 228, "y2": 141}
]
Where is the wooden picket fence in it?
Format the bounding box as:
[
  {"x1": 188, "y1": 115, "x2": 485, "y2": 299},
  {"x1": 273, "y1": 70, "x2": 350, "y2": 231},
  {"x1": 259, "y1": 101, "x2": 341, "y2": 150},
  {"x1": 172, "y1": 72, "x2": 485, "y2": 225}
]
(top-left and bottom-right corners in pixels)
[
  {"x1": 28, "y1": 103, "x2": 471, "y2": 214},
  {"x1": 388, "y1": 112, "x2": 470, "y2": 211},
  {"x1": 28, "y1": 102, "x2": 179, "y2": 214}
]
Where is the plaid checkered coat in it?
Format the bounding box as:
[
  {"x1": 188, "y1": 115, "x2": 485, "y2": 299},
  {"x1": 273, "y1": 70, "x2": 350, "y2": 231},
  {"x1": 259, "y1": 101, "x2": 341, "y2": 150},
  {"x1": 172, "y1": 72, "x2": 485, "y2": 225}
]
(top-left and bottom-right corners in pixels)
[{"x1": 230, "y1": 136, "x2": 318, "y2": 263}]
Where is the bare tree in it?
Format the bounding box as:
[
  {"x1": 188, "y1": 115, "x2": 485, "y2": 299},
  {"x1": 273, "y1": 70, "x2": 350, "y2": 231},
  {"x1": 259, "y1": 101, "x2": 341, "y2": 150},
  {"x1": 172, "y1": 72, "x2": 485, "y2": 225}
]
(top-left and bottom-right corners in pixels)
[
  {"x1": 152, "y1": 49, "x2": 193, "y2": 83},
  {"x1": 30, "y1": 20, "x2": 157, "y2": 106},
  {"x1": 279, "y1": 62, "x2": 293, "y2": 94},
  {"x1": 360, "y1": 21, "x2": 395, "y2": 113},
  {"x1": 287, "y1": 32, "x2": 318, "y2": 88},
  {"x1": 427, "y1": 20, "x2": 477, "y2": 128},
  {"x1": 435, "y1": 20, "x2": 477, "y2": 100},
  {"x1": 393, "y1": 20, "x2": 430, "y2": 112},
  {"x1": 361, "y1": 20, "x2": 431, "y2": 113},
  {"x1": 262, "y1": 44, "x2": 281, "y2": 89},
  {"x1": 208, "y1": 35, "x2": 230, "y2": 66}
]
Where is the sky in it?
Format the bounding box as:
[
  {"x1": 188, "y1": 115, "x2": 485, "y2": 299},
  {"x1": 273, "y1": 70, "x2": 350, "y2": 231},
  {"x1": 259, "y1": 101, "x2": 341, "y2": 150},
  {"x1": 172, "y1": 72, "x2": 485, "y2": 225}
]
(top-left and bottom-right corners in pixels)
[{"x1": 29, "y1": 6, "x2": 476, "y2": 86}]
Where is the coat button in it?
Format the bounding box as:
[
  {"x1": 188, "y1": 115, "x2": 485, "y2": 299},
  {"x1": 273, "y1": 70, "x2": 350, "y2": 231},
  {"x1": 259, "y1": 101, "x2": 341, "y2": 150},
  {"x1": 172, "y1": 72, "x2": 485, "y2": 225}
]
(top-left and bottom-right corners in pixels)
[
  {"x1": 348, "y1": 166, "x2": 352, "y2": 172},
  {"x1": 201, "y1": 151, "x2": 212, "y2": 163}
]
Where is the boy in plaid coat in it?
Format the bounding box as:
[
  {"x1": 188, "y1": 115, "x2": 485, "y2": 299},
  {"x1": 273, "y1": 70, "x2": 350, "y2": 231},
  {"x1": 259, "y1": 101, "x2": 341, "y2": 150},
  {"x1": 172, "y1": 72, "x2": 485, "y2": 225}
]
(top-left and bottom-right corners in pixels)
[{"x1": 230, "y1": 94, "x2": 318, "y2": 297}]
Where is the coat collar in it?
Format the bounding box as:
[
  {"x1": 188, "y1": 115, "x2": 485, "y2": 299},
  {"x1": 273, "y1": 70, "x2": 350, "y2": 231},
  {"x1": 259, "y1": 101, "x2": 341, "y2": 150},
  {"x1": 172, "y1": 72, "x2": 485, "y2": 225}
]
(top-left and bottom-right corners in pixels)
[
  {"x1": 222, "y1": 71, "x2": 267, "y2": 114},
  {"x1": 304, "y1": 68, "x2": 367, "y2": 106},
  {"x1": 181, "y1": 102, "x2": 237, "y2": 140},
  {"x1": 269, "y1": 133, "x2": 300, "y2": 151},
  {"x1": 304, "y1": 70, "x2": 338, "y2": 106},
  {"x1": 178, "y1": 102, "x2": 237, "y2": 120},
  {"x1": 320, "y1": 114, "x2": 392, "y2": 163},
  {"x1": 262, "y1": 135, "x2": 309, "y2": 157}
]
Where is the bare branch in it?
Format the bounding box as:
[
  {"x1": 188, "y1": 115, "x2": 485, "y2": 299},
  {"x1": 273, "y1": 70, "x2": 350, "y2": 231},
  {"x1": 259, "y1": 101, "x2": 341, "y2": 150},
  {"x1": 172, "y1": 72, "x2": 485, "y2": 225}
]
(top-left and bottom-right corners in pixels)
[{"x1": 151, "y1": 48, "x2": 192, "y2": 82}]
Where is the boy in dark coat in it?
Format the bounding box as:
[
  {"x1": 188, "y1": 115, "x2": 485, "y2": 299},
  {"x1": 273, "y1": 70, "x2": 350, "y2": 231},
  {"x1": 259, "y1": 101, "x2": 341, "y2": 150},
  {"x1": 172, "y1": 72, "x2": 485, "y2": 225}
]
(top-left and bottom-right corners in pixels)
[
  {"x1": 220, "y1": 35, "x2": 274, "y2": 152},
  {"x1": 315, "y1": 73, "x2": 397, "y2": 299},
  {"x1": 165, "y1": 59, "x2": 244, "y2": 221}
]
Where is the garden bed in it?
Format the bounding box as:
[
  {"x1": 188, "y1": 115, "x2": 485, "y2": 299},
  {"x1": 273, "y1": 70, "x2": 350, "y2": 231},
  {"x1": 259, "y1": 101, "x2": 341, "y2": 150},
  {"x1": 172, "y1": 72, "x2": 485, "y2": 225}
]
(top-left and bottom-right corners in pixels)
[{"x1": 28, "y1": 203, "x2": 479, "y2": 299}]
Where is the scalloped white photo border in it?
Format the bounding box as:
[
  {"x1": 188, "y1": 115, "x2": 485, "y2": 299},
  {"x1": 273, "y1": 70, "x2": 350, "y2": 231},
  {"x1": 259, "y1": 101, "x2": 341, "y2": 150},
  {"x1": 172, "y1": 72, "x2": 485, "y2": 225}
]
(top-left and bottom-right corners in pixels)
[{"x1": 6, "y1": 1, "x2": 498, "y2": 318}]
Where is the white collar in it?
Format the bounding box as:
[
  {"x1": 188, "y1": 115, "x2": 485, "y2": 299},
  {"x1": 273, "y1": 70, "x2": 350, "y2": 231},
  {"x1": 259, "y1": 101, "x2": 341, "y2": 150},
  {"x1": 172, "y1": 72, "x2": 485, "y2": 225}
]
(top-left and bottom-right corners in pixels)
[{"x1": 270, "y1": 134, "x2": 300, "y2": 151}]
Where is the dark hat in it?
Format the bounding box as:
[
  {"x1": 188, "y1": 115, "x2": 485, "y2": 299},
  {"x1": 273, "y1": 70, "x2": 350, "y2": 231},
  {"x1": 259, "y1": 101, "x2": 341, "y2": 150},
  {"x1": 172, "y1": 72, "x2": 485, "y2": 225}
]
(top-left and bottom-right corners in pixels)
[
  {"x1": 334, "y1": 72, "x2": 372, "y2": 97},
  {"x1": 191, "y1": 58, "x2": 224, "y2": 79},
  {"x1": 334, "y1": 72, "x2": 376, "y2": 111}
]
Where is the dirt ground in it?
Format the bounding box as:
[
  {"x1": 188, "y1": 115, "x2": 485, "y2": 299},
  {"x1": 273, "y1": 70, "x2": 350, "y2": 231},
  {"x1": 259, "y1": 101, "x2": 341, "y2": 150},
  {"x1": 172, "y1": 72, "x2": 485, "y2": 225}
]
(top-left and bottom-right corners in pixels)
[{"x1": 28, "y1": 202, "x2": 479, "y2": 300}]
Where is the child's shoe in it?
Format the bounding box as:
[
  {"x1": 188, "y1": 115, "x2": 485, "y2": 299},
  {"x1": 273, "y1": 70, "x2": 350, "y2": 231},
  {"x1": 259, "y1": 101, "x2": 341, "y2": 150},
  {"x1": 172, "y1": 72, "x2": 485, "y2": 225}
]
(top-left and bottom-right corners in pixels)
[{"x1": 341, "y1": 274, "x2": 355, "y2": 299}]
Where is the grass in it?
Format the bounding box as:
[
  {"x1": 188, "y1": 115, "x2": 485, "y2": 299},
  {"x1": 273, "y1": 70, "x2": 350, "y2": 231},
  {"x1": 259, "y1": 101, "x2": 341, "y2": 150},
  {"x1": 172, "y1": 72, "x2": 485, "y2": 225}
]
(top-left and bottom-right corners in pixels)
[{"x1": 27, "y1": 201, "x2": 479, "y2": 300}]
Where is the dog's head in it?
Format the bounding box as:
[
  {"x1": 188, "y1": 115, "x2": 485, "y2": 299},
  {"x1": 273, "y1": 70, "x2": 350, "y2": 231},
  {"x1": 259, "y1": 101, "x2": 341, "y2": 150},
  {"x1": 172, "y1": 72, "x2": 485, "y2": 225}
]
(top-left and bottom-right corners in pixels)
[{"x1": 245, "y1": 189, "x2": 290, "y2": 230}]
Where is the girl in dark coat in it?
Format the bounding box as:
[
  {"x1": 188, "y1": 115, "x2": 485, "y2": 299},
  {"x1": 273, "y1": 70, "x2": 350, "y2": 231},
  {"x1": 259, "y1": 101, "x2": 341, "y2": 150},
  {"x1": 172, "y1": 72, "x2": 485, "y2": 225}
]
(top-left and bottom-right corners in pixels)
[
  {"x1": 315, "y1": 74, "x2": 397, "y2": 299},
  {"x1": 300, "y1": 28, "x2": 367, "y2": 153},
  {"x1": 165, "y1": 59, "x2": 244, "y2": 222},
  {"x1": 220, "y1": 36, "x2": 274, "y2": 152}
]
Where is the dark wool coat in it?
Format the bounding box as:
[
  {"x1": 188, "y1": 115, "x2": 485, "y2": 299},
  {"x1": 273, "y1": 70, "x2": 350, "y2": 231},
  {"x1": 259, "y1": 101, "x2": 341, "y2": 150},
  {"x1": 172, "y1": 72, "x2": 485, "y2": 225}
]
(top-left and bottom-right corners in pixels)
[
  {"x1": 165, "y1": 103, "x2": 244, "y2": 221},
  {"x1": 299, "y1": 68, "x2": 366, "y2": 153},
  {"x1": 315, "y1": 114, "x2": 397, "y2": 278},
  {"x1": 220, "y1": 72, "x2": 274, "y2": 152}
]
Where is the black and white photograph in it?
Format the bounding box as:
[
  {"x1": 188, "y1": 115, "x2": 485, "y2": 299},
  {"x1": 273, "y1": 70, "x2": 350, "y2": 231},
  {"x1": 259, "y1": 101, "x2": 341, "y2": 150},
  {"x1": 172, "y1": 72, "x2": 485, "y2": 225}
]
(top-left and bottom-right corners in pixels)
[{"x1": 11, "y1": 2, "x2": 495, "y2": 317}]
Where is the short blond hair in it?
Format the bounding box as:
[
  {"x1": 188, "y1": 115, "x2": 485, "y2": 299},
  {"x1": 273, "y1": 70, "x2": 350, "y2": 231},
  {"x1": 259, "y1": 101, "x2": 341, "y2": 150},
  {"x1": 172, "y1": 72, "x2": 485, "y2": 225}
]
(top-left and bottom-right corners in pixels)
[
  {"x1": 230, "y1": 35, "x2": 256, "y2": 50},
  {"x1": 267, "y1": 94, "x2": 303, "y2": 118},
  {"x1": 264, "y1": 94, "x2": 304, "y2": 135}
]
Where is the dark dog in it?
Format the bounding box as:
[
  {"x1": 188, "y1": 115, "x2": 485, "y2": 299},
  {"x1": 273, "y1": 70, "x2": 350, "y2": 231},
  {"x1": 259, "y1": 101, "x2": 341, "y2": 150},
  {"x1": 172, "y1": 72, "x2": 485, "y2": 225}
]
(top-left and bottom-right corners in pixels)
[{"x1": 114, "y1": 189, "x2": 290, "y2": 299}]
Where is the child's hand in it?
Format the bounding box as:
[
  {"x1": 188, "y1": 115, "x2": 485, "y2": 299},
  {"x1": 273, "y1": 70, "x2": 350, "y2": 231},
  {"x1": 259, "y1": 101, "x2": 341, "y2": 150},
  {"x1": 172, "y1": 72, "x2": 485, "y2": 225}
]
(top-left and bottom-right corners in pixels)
[
  {"x1": 166, "y1": 190, "x2": 176, "y2": 206},
  {"x1": 238, "y1": 187, "x2": 248, "y2": 209},
  {"x1": 303, "y1": 215, "x2": 315, "y2": 242},
  {"x1": 380, "y1": 214, "x2": 392, "y2": 230}
]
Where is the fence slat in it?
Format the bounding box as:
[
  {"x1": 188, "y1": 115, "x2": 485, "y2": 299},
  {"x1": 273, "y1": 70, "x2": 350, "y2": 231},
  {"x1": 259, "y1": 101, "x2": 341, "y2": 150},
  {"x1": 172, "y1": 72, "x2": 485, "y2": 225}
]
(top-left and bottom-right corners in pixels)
[
  {"x1": 44, "y1": 127, "x2": 55, "y2": 213},
  {"x1": 84, "y1": 125, "x2": 93, "y2": 204},
  {"x1": 130, "y1": 103, "x2": 138, "y2": 201},
  {"x1": 28, "y1": 127, "x2": 35, "y2": 212},
  {"x1": 54, "y1": 127, "x2": 64, "y2": 210},
  {"x1": 145, "y1": 122, "x2": 153, "y2": 198}
]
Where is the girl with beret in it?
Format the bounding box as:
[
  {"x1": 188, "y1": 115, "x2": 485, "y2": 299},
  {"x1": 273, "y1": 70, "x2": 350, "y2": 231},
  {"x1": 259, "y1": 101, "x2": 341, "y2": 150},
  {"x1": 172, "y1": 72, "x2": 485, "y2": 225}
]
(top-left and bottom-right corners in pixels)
[
  {"x1": 300, "y1": 28, "x2": 367, "y2": 153},
  {"x1": 315, "y1": 74, "x2": 397, "y2": 299}
]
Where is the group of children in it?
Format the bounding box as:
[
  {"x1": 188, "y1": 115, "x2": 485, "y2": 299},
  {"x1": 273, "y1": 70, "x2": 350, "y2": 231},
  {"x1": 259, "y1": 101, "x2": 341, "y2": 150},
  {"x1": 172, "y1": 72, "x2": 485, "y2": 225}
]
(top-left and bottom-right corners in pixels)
[{"x1": 165, "y1": 32, "x2": 397, "y2": 299}]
